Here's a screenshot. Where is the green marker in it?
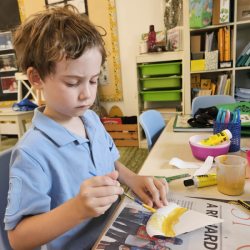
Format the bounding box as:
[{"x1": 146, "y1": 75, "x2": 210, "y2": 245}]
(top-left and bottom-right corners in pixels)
[{"x1": 155, "y1": 173, "x2": 190, "y2": 182}]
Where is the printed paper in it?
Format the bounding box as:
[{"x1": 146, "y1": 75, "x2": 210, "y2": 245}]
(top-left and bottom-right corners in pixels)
[{"x1": 146, "y1": 202, "x2": 223, "y2": 237}]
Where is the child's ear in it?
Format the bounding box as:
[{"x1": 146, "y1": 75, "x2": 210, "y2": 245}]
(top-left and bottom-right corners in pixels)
[{"x1": 27, "y1": 67, "x2": 44, "y2": 90}]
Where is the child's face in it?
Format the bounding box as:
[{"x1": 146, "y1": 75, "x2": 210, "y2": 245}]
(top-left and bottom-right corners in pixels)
[{"x1": 42, "y1": 47, "x2": 102, "y2": 118}]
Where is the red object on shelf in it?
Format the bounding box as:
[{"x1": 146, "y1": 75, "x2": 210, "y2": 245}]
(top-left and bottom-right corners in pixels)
[
  {"x1": 100, "y1": 118, "x2": 122, "y2": 125},
  {"x1": 148, "y1": 25, "x2": 156, "y2": 52}
]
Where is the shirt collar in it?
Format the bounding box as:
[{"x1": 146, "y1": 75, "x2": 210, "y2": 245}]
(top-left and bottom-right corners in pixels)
[{"x1": 32, "y1": 106, "x2": 96, "y2": 146}]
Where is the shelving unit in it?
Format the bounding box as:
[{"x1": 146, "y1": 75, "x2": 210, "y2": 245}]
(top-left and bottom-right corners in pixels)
[
  {"x1": 136, "y1": 0, "x2": 190, "y2": 149},
  {"x1": 136, "y1": 52, "x2": 185, "y2": 148},
  {"x1": 187, "y1": 0, "x2": 250, "y2": 102},
  {"x1": 136, "y1": 0, "x2": 250, "y2": 148}
]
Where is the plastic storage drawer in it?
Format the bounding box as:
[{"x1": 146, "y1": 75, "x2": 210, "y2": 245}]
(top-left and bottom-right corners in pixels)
[
  {"x1": 140, "y1": 76, "x2": 181, "y2": 89},
  {"x1": 140, "y1": 89, "x2": 182, "y2": 101},
  {"x1": 138, "y1": 62, "x2": 181, "y2": 75}
]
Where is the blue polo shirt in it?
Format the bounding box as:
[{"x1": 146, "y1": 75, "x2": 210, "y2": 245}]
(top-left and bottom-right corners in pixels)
[{"x1": 4, "y1": 107, "x2": 121, "y2": 250}]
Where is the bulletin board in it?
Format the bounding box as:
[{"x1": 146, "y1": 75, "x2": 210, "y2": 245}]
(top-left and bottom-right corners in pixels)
[{"x1": 88, "y1": 0, "x2": 123, "y2": 102}]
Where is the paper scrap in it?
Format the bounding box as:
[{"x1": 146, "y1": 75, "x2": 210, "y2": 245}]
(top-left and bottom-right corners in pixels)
[
  {"x1": 146, "y1": 202, "x2": 223, "y2": 237},
  {"x1": 48, "y1": 3, "x2": 65, "y2": 8},
  {"x1": 169, "y1": 158, "x2": 201, "y2": 169},
  {"x1": 193, "y1": 156, "x2": 214, "y2": 176},
  {"x1": 48, "y1": 0, "x2": 63, "y2": 4},
  {"x1": 68, "y1": 0, "x2": 86, "y2": 13},
  {"x1": 241, "y1": 148, "x2": 250, "y2": 153}
]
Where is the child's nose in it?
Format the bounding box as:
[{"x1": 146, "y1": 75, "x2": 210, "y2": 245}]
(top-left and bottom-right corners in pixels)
[{"x1": 79, "y1": 85, "x2": 91, "y2": 100}]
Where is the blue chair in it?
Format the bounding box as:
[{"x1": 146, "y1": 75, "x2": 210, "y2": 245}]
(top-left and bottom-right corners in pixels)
[
  {"x1": 139, "y1": 110, "x2": 165, "y2": 152},
  {"x1": 0, "y1": 148, "x2": 13, "y2": 250},
  {"x1": 0, "y1": 147, "x2": 47, "y2": 250},
  {"x1": 191, "y1": 95, "x2": 236, "y2": 116}
]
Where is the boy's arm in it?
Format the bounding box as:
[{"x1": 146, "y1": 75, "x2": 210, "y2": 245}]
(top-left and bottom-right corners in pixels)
[
  {"x1": 8, "y1": 196, "x2": 83, "y2": 250},
  {"x1": 8, "y1": 171, "x2": 123, "y2": 250},
  {"x1": 114, "y1": 161, "x2": 168, "y2": 208}
]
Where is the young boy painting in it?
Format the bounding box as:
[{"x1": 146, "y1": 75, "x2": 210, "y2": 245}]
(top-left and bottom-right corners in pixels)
[{"x1": 4, "y1": 5, "x2": 169, "y2": 250}]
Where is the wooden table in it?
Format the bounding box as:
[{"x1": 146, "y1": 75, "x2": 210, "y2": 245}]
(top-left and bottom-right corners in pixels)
[
  {"x1": 139, "y1": 117, "x2": 250, "y2": 200},
  {"x1": 0, "y1": 111, "x2": 34, "y2": 140},
  {"x1": 93, "y1": 117, "x2": 250, "y2": 249}
]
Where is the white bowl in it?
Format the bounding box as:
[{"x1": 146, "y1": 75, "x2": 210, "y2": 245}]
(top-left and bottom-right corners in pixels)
[{"x1": 189, "y1": 134, "x2": 231, "y2": 149}]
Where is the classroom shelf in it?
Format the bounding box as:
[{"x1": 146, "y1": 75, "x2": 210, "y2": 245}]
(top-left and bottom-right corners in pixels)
[
  {"x1": 136, "y1": 51, "x2": 183, "y2": 63},
  {"x1": 190, "y1": 23, "x2": 235, "y2": 32},
  {"x1": 236, "y1": 20, "x2": 250, "y2": 30},
  {"x1": 235, "y1": 66, "x2": 250, "y2": 70},
  {"x1": 191, "y1": 68, "x2": 233, "y2": 74}
]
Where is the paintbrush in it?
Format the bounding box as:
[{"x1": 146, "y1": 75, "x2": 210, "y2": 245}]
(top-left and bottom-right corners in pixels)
[{"x1": 89, "y1": 171, "x2": 157, "y2": 213}]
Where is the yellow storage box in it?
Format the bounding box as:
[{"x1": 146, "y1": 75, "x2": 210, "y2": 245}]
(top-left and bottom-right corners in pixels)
[{"x1": 191, "y1": 59, "x2": 205, "y2": 72}]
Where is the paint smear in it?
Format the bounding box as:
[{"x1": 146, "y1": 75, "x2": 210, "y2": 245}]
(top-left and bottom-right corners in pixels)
[{"x1": 149, "y1": 207, "x2": 188, "y2": 237}]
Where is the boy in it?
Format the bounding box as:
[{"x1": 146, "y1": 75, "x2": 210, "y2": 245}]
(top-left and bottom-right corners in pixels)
[{"x1": 4, "y1": 5, "x2": 169, "y2": 250}]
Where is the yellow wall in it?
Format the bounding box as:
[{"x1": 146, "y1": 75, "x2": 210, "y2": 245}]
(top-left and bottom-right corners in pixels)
[
  {"x1": 23, "y1": 0, "x2": 45, "y2": 17},
  {"x1": 88, "y1": 0, "x2": 115, "y2": 95}
]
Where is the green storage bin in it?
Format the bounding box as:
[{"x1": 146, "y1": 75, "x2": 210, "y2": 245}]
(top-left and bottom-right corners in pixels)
[
  {"x1": 138, "y1": 62, "x2": 181, "y2": 76},
  {"x1": 140, "y1": 76, "x2": 181, "y2": 89},
  {"x1": 140, "y1": 89, "x2": 182, "y2": 101}
]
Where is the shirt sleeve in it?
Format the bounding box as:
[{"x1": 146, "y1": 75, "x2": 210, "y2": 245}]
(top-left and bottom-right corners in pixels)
[{"x1": 4, "y1": 148, "x2": 51, "y2": 230}]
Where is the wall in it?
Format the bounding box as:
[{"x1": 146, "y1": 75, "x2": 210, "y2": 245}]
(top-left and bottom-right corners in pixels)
[
  {"x1": 100, "y1": 0, "x2": 166, "y2": 116},
  {"x1": 23, "y1": 0, "x2": 45, "y2": 18}
]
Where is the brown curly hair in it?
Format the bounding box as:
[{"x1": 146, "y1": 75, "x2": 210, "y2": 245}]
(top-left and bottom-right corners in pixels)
[{"x1": 13, "y1": 4, "x2": 107, "y2": 80}]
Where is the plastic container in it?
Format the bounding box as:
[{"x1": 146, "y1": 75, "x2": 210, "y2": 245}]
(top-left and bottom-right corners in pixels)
[
  {"x1": 140, "y1": 40, "x2": 147, "y2": 54},
  {"x1": 213, "y1": 120, "x2": 241, "y2": 152},
  {"x1": 148, "y1": 25, "x2": 156, "y2": 52},
  {"x1": 138, "y1": 62, "x2": 182, "y2": 76},
  {"x1": 215, "y1": 155, "x2": 248, "y2": 196},
  {"x1": 140, "y1": 76, "x2": 181, "y2": 89},
  {"x1": 140, "y1": 89, "x2": 182, "y2": 101},
  {"x1": 191, "y1": 59, "x2": 205, "y2": 71},
  {"x1": 191, "y1": 52, "x2": 204, "y2": 60},
  {"x1": 189, "y1": 134, "x2": 230, "y2": 161},
  {"x1": 247, "y1": 150, "x2": 250, "y2": 166}
]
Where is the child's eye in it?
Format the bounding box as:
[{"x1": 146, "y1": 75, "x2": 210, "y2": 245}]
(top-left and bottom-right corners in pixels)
[
  {"x1": 67, "y1": 83, "x2": 79, "y2": 87},
  {"x1": 90, "y1": 81, "x2": 97, "y2": 84}
]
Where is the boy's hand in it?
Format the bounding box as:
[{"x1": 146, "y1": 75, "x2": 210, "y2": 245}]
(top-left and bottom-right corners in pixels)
[
  {"x1": 75, "y1": 170, "x2": 123, "y2": 220},
  {"x1": 129, "y1": 175, "x2": 169, "y2": 208}
]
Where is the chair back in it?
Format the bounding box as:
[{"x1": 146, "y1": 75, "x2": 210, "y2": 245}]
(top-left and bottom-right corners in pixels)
[
  {"x1": 191, "y1": 95, "x2": 236, "y2": 116},
  {"x1": 139, "y1": 110, "x2": 165, "y2": 152},
  {"x1": 0, "y1": 147, "x2": 47, "y2": 250},
  {"x1": 0, "y1": 148, "x2": 13, "y2": 250}
]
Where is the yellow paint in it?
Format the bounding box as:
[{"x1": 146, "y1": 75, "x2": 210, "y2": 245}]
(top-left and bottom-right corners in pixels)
[
  {"x1": 149, "y1": 207, "x2": 188, "y2": 237},
  {"x1": 216, "y1": 155, "x2": 247, "y2": 196},
  {"x1": 217, "y1": 166, "x2": 245, "y2": 196}
]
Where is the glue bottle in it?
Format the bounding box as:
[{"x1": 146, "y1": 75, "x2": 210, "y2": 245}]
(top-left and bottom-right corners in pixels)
[
  {"x1": 198, "y1": 129, "x2": 232, "y2": 146},
  {"x1": 184, "y1": 174, "x2": 217, "y2": 188}
]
